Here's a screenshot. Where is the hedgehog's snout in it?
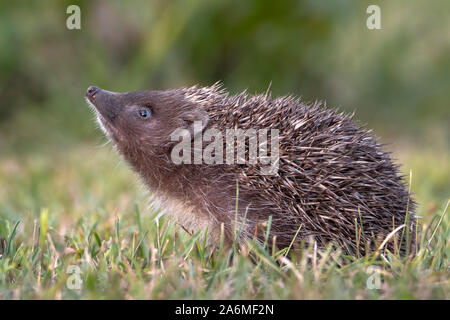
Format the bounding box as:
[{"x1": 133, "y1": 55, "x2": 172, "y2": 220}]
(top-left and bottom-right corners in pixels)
[
  {"x1": 86, "y1": 86, "x2": 100, "y2": 98},
  {"x1": 86, "y1": 86, "x2": 121, "y2": 123}
]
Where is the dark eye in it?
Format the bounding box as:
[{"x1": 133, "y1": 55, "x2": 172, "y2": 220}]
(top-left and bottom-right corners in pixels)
[{"x1": 138, "y1": 108, "x2": 151, "y2": 118}]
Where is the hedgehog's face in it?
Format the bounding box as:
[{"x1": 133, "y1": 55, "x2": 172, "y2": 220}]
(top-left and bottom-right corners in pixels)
[{"x1": 86, "y1": 86, "x2": 209, "y2": 165}]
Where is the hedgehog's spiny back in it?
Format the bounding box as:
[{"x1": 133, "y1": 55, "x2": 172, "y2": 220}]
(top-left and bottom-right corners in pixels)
[{"x1": 183, "y1": 84, "x2": 416, "y2": 254}]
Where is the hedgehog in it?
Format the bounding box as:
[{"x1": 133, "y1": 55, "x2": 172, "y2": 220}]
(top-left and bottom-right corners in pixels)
[{"x1": 85, "y1": 83, "x2": 417, "y2": 256}]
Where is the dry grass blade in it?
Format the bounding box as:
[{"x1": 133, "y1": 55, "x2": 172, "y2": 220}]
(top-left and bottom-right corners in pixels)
[
  {"x1": 427, "y1": 199, "x2": 449, "y2": 247},
  {"x1": 375, "y1": 224, "x2": 406, "y2": 255}
]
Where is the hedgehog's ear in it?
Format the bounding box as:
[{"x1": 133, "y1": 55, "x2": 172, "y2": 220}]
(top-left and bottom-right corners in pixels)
[{"x1": 182, "y1": 108, "x2": 210, "y2": 140}]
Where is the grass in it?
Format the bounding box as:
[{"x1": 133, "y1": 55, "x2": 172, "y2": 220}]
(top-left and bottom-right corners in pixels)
[{"x1": 0, "y1": 140, "x2": 448, "y2": 299}]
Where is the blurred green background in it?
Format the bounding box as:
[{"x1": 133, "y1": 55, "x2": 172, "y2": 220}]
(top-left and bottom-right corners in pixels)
[{"x1": 0, "y1": 0, "x2": 448, "y2": 218}]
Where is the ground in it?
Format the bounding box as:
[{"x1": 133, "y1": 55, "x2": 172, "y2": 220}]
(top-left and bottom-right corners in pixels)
[{"x1": 0, "y1": 139, "x2": 448, "y2": 299}]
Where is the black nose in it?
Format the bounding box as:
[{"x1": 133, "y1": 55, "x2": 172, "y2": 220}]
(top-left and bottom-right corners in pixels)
[{"x1": 86, "y1": 86, "x2": 99, "y2": 97}]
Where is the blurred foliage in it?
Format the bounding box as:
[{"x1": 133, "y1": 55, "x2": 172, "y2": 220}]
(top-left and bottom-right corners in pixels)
[{"x1": 0, "y1": 0, "x2": 449, "y2": 155}]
